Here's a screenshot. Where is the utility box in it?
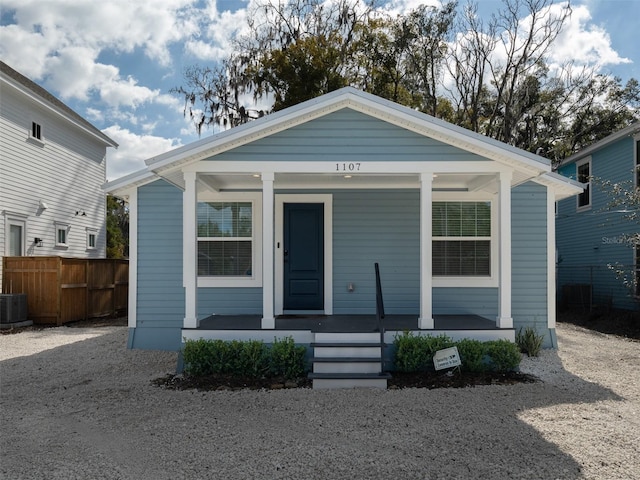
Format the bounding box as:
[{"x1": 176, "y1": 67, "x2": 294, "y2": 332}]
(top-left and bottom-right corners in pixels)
[{"x1": 0, "y1": 293, "x2": 28, "y2": 324}]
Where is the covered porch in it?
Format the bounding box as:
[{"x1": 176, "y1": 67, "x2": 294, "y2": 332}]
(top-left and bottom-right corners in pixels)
[{"x1": 181, "y1": 313, "x2": 515, "y2": 345}]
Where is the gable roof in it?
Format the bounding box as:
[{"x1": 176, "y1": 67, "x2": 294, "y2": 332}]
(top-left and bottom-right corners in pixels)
[
  {"x1": 0, "y1": 61, "x2": 118, "y2": 148},
  {"x1": 146, "y1": 87, "x2": 550, "y2": 176},
  {"x1": 104, "y1": 87, "x2": 580, "y2": 199},
  {"x1": 559, "y1": 122, "x2": 640, "y2": 167}
]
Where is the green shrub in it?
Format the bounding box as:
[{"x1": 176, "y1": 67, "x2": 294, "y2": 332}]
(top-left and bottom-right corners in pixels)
[
  {"x1": 394, "y1": 332, "x2": 454, "y2": 372},
  {"x1": 269, "y1": 336, "x2": 307, "y2": 380},
  {"x1": 183, "y1": 339, "x2": 232, "y2": 376},
  {"x1": 516, "y1": 326, "x2": 544, "y2": 357},
  {"x1": 393, "y1": 335, "x2": 521, "y2": 374},
  {"x1": 456, "y1": 339, "x2": 486, "y2": 373},
  {"x1": 237, "y1": 340, "x2": 269, "y2": 378},
  {"x1": 183, "y1": 337, "x2": 305, "y2": 379},
  {"x1": 485, "y1": 339, "x2": 522, "y2": 371}
]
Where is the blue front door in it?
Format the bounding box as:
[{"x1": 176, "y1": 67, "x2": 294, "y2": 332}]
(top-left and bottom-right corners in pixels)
[{"x1": 284, "y1": 203, "x2": 324, "y2": 310}]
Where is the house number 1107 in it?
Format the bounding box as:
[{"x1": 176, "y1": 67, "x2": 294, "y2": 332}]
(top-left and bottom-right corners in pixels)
[{"x1": 336, "y1": 162, "x2": 361, "y2": 172}]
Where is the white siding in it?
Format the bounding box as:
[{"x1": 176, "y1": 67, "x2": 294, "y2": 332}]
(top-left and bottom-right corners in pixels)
[{"x1": 0, "y1": 83, "x2": 108, "y2": 289}]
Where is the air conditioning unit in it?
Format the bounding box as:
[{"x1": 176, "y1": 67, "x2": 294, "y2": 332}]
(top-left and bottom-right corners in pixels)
[{"x1": 0, "y1": 294, "x2": 28, "y2": 324}]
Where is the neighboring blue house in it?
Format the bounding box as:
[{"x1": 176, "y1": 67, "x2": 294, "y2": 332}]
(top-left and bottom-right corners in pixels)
[
  {"x1": 556, "y1": 123, "x2": 640, "y2": 312},
  {"x1": 105, "y1": 88, "x2": 581, "y2": 382}
]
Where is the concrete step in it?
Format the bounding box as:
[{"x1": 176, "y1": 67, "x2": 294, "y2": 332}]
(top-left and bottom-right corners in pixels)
[
  {"x1": 309, "y1": 372, "x2": 391, "y2": 389},
  {"x1": 312, "y1": 344, "x2": 382, "y2": 358},
  {"x1": 311, "y1": 357, "x2": 382, "y2": 374},
  {"x1": 314, "y1": 332, "x2": 381, "y2": 343}
]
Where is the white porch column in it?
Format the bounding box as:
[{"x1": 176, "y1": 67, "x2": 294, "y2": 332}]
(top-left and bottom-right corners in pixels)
[
  {"x1": 183, "y1": 171, "x2": 198, "y2": 328},
  {"x1": 261, "y1": 172, "x2": 275, "y2": 329},
  {"x1": 419, "y1": 173, "x2": 434, "y2": 329},
  {"x1": 547, "y1": 187, "x2": 556, "y2": 330},
  {"x1": 497, "y1": 171, "x2": 513, "y2": 328}
]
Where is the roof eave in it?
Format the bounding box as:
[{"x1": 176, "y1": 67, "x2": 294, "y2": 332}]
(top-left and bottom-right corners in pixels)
[
  {"x1": 534, "y1": 171, "x2": 584, "y2": 200},
  {"x1": 147, "y1": 87, "x2": 550, "y2": 180},
  {"x1": 0, "y1": 70, "x2": 118, "y2": 149},
  {"x1": 559, "y1": 122, "x2": 640, "y2": 168}
]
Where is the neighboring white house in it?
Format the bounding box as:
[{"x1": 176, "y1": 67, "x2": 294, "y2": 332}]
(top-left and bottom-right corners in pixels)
[{"x1": 0, "y1": 61, "x2": 118, "y2": 290}]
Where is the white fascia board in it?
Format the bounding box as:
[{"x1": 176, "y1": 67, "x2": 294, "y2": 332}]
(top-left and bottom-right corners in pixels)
[
  {"x1": 145, "y1": 93, "x2": 354, "y2": 174},
  {"x1": 146, "y1": 87, "x2": 550, "y2": 180},
  {"x1": 558, "y1": 122, "x2": 640, "y2": 168},
  {"x1": 533, "y1": 171, "x2": 584, "y2": 200},
  {"x1": 343, "y1": 89, "x2": 550, "y2": 175},
  {"x1": 102, "y1": 169, "x2": 158, "y2": 197},
  {"x1": 1, "y1": 74, "x2": 118, "y2": 148}
]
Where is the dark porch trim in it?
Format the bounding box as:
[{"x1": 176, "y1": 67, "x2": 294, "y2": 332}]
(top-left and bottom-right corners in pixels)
[{"x1": 191, "y1": 314, "x2": 499, "y2": 333}]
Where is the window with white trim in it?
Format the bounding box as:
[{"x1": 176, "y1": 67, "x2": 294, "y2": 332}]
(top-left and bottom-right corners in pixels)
[
  {"x1": 31, "y1": 121, "x2": 42, "y2": 140},
  {"x1": 196, "y1": 193, "x2": 262, "y2": 288},
  {"x1": 576, "y1": 157, "x2": 591, "y2": 210},
  {"x1": 433, "y1": 201, "x2": 491, "y2": 277},
  {"x1": 55, "y1": 222, "x2": 69, "y2": 247},
  {"x1": 86, "y1": 228, "x2": 97, "y2": 250}
]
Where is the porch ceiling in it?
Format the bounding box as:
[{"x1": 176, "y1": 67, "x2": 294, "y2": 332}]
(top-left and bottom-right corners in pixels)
[{"x1": 195, "y1": 172, "x2": 507, "y2": 193}]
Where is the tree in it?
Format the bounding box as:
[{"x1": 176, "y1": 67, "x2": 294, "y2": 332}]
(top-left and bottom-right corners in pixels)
[
  {"x1": 170, "y1": 62, "x2": 266, "y2": 134},
  {"x1": 107, "y1": 195, "x2": 129, "y2": 259},
  {"x1": 405, "y1": 2, "x2": 458, "y2": 116},
  {"x1": 172, "y1": 0, "x2": 639, "y2": 158},
  {"x1": 447, "y1": 0, "x2": 571, "y2": 144}
]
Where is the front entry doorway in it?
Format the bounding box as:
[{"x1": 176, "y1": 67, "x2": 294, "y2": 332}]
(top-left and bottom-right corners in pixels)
[{"x1": 283, "y1": 203, "x2": 324, "y2": 310}]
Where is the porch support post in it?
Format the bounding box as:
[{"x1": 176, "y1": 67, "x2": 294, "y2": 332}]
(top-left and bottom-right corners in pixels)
[
  {"x1": 183, "y1": 171, "x2": 198, "y2": 328},
  {"x1": 261, "y1": 172, "x2": 275, "y2": 329},
  {"x1": 497, "y1": 171, "x2": 513, "y2": 328},
  {"x1": 547, "y1": 187, "x2": 556, "y2": 331},
  {"x1": 419, "y1": 173, "x2": 434, "y2": 329}
]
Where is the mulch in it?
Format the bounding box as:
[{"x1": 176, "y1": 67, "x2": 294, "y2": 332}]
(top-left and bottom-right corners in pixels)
[{"x1": 152, "y1": 369, "x2": 538, "y2": 392}]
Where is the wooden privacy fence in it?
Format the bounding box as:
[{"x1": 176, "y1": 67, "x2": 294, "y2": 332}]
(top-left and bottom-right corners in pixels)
[{"x1": 2, "y1": 257, "x2": 128, "y2": 325}]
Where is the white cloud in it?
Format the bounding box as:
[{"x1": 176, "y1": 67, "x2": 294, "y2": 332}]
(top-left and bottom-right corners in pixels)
[
  {"x1": 549, "y1": 5, "x2": 631, "y2": 69},
  {"x1": 0, "y1": 0, "x2": 199, "y2": 111},
  {"x1": 184, "y1": 1, "x2": 248, "y2": 61},
  {"x1": 103, "y1": 125, "x2": 182, "y2": 180},
  {"x1": 382, "y1": 0, "x2": 441, "y2": 16},
  {"x1": 85, "y1": 107, "x2": 104, "y2": 123}
]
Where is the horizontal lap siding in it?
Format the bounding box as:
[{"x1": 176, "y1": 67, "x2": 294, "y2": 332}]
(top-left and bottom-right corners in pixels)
[
  {"x1": 433, "y1": 288, "x2": 498, "y2": 316},
  {"x1": 0, "y1": 87, "x2": 107, "y2": 288},
  {"x1": 557, "y1": 139, "x2": 637, "y2": 310},
  {"x1": 136, "y1": 181, "x2": 184, "y2": 346},
  {"x1": 198, "y1": 288, "x2": 262, "y2": 315},
  {"x1": 333, "y1": 190, "x2": 420, "y2": 314},
  {"x1": 211, "y1": 109, "x2": 485, "y2": 163},
  {"x1": 332, "y1": 190, "x2": 501, "y2": 316},
  {"x1": 512, "y1": 183, "x2": 548, "y2": 329}
]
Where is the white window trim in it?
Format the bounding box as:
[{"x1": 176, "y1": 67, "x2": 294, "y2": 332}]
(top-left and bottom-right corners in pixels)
[
  {"x1": 432, "y1": 192, "x2": 498, "y2": 288},
  {"x1": 196, "y1": 192, "x2": 263, "y2": 288},
  {"x1": 3, "y1": 211, "x2": 28, "y2": 256},
  {"x1": 54, "y1": 222, "x2": 70, "y2": 248},
  {"x1": 576, "y1": 156, "x2": 592, "y2": 212},
  {"x1": 27, "y1": 120, "x2": 45, "y2": 146},
  {"x1": 86, "y1": 227, "x2": 97, "y2": 250}
]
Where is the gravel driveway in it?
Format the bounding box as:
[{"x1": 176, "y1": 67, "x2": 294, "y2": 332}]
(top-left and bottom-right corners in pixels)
[{"x1": 1, "y1": 322, "x2": 638, "y2": 480}]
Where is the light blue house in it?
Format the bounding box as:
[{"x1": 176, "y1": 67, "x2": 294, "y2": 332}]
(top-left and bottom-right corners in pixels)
[
  {"x1": 556, "y1": 123, "x2": 640, "y2": 312},
  {"x1": 105, "y1": 88, "x2": 581, "y2": 384}
]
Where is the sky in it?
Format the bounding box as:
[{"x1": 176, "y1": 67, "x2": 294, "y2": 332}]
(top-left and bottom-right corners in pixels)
[{"x1": 1, "y1": 0, "x2": 638, "y2": 181}]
